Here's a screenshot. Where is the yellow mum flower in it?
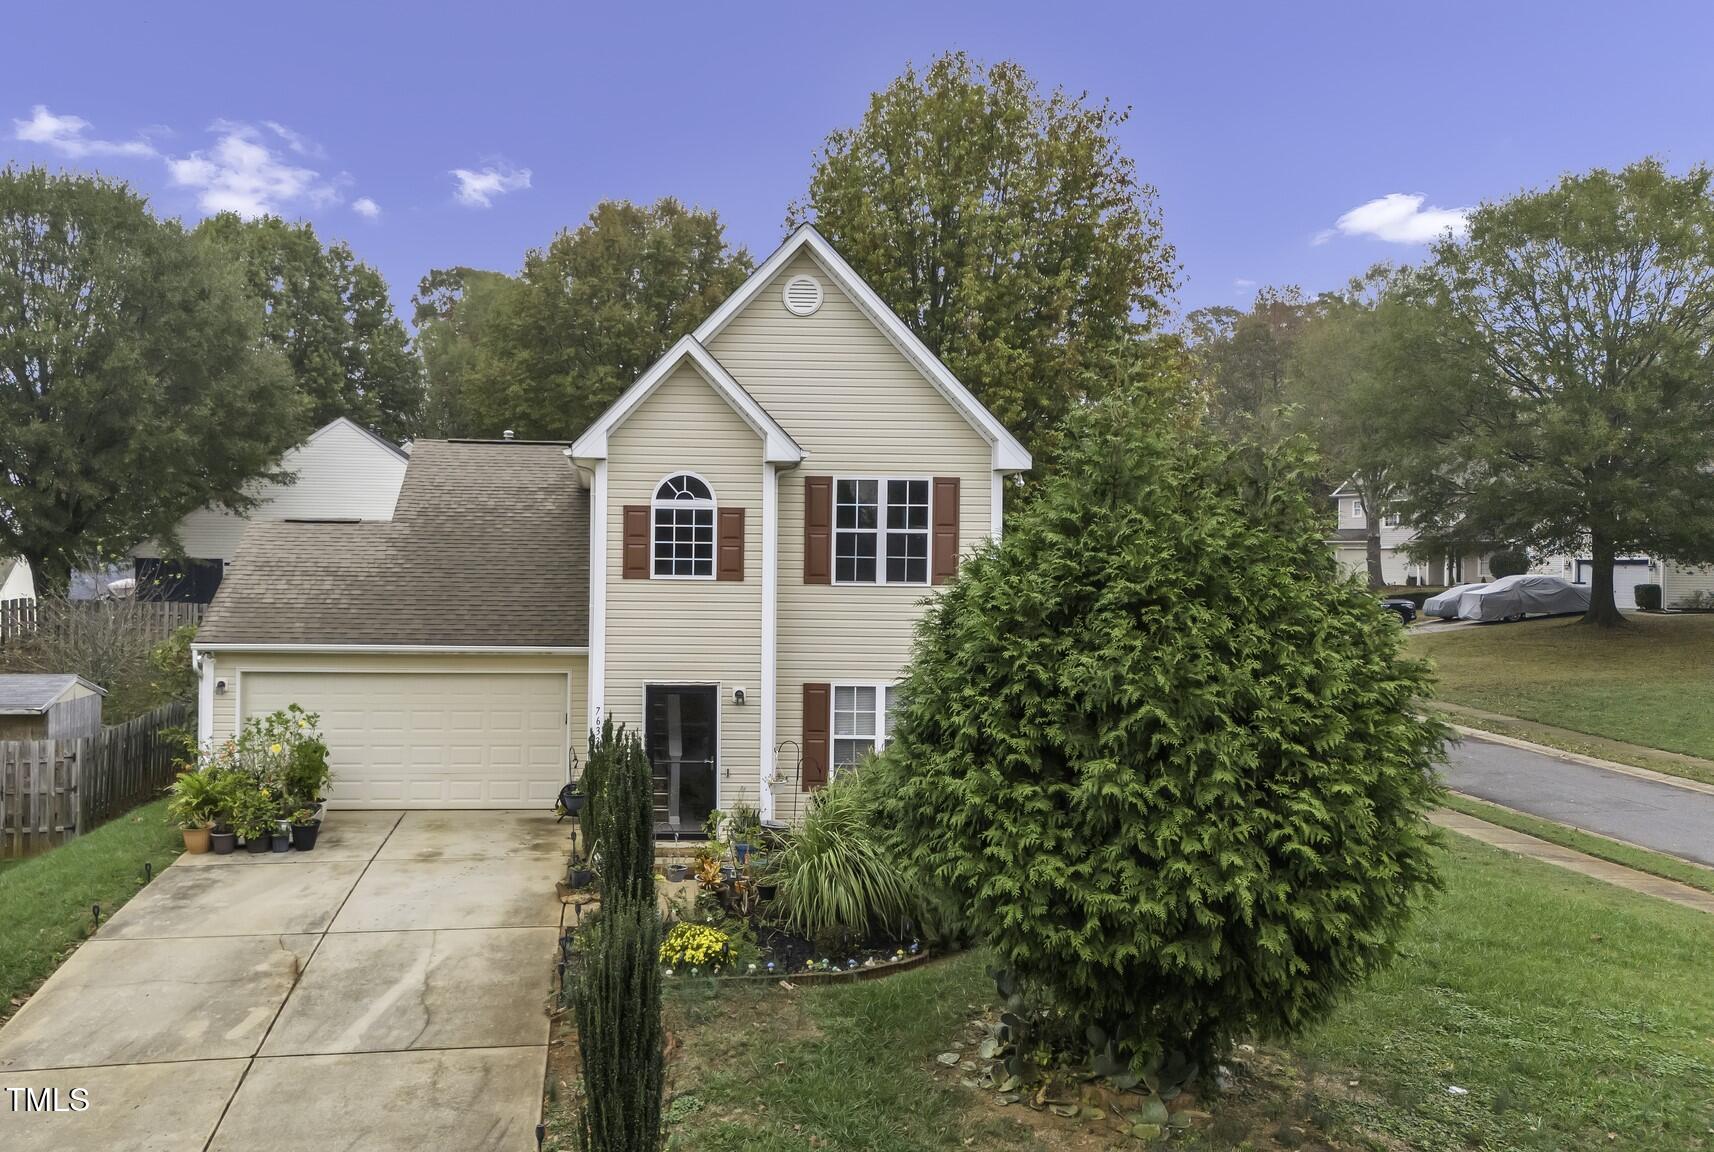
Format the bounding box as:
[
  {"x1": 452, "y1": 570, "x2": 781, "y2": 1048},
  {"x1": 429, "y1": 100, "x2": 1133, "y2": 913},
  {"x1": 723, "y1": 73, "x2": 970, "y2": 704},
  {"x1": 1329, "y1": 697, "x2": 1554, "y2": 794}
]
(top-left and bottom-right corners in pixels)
[{"x1": 269, "y1": 743, "x2": 283, "y2": 754}]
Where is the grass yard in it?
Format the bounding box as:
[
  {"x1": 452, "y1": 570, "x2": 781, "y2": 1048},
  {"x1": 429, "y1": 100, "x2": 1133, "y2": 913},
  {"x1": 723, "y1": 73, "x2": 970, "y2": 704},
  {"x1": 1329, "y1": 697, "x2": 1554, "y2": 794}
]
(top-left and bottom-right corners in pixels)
[
  {"x1": 548, "y1": 838, "x2": 1714, "y2": 1151},
  {"x1": 1410, "y1": 614, "x2": 1714, "y2": 774},
  {"x1": 0, "y1": 798, "x2": 182, "y2": 1019}
]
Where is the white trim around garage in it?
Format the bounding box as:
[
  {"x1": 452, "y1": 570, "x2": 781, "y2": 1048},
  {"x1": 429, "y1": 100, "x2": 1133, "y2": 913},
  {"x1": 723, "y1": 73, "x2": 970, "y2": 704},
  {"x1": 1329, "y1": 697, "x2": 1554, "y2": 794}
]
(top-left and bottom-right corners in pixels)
[
  {"x1": 196, "y1": 650, "x2": 215, "y2": 744},
  {"x1": 193, "y1": 644, "x2": 588, "y2": 655}
]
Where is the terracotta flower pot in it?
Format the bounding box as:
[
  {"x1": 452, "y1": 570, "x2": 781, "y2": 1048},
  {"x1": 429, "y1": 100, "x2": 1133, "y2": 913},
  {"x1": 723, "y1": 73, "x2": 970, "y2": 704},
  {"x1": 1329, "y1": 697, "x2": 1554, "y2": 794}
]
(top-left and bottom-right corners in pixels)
[{"x1": 182, "y1": 826, "x2": 212, "y2": 854}]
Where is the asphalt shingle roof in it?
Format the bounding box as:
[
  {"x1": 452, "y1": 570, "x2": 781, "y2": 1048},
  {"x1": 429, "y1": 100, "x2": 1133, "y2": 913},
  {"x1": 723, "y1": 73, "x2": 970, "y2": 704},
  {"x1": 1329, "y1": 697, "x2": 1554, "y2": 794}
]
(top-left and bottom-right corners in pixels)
[
  {"x1": 197, "y1": 440, "x2": 589, "y2": 648},
  {"x1": 0, "y1": 674, "x2": 99, "y2": 713}
]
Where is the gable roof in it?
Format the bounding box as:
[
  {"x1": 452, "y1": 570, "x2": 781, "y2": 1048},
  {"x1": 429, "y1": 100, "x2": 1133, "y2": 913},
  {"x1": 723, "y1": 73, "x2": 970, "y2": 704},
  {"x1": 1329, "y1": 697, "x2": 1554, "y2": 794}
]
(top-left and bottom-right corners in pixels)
[
  {"x1": 0, "y1": 674, "x2": 104, "y2": 714},
  {"x1": 305, "y1": 416, "x2": 411, "y2": 461},
  {"x1": 693, "y1": 224, "x2": 1032, "y2": 473},
  {"x1": 571, "y1": 337, "x2": 803, "y2": 465},
  {"x1": 195, "y1": 440, "x2": 588, "y2": 649}
]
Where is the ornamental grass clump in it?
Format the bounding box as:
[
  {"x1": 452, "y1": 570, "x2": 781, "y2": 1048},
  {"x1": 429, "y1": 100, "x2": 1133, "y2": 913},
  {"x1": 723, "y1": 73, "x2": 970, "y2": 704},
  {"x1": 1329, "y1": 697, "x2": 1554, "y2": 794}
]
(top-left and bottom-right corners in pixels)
[{"x1": 872, "y1": 386, "x2": 1447, "y2": 1072}]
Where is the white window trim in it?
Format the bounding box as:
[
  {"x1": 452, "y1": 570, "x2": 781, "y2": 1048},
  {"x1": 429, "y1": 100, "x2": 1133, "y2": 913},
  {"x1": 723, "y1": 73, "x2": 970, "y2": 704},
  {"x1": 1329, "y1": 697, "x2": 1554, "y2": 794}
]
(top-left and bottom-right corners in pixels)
[
  {"x1": 651, "y1": 470, "x2": 718, "y2": 582},
  {"x1": 829, "y1": 681, "x2": 898, "y2": 772},
  {"x1": 832, "y1": 475, "x2": 932, "y2": 587}
]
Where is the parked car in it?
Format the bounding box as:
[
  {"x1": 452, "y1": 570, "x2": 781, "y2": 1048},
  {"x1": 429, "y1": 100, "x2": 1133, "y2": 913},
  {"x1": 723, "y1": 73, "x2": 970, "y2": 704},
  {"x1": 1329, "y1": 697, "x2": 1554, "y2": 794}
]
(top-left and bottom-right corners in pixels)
[
  {"x1": 1454, "y1": 574, "x2": 1590, "y2": 622},
  {"x1": 1380, "y1": 597, "x2": 1417, "y2": 625},
  {"x1": 1423, "y1": 583, "x2": 1486, "y2": 619}
]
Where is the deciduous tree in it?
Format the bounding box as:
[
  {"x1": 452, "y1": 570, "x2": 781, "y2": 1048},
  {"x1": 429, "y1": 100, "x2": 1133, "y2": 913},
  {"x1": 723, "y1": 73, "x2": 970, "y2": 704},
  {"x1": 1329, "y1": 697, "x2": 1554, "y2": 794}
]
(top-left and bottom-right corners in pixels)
[
  {"x1": 197, "y1": 213, "x2": 422, "y2": 442},
  {"x1": 412, "y1": 266, "x2": 517, "y2": 437},
  {"x1": 790, "y1": 52, "x2": 1178, "y2": 466},
  {"x1": 0, "y1": 168, "x2": 306, "y2": 594},
  {"x1": 1384, "y1": 160, "x2": 1714, "y2": 626}
]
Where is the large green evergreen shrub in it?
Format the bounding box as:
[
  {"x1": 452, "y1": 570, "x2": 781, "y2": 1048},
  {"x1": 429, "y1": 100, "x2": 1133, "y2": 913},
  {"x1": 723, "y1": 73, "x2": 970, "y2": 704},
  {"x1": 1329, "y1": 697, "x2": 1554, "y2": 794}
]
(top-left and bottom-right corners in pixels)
[
  {"x1": 575, "y1": 895, "x2": 664, "y2": 1152},
  {"x1": 874, "y1": 388, "x2": 1446, "y2": 1069}
]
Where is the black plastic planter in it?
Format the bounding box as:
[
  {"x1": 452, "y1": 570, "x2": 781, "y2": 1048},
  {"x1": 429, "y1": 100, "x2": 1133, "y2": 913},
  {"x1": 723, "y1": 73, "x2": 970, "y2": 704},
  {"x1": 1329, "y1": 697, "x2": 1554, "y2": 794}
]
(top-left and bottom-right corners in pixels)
[
  {"x1": 292, "y1": 822, "x2": 321, "y2": 851},
  {"x1": 245, "y1": 836, "x2": 270, "y2": 855},
  {"x1": 569, "y1": 867, "x2": 596, "y2": 889},
  {"x1": 210, "y1": 830, "x2": 237, "y2": 855},
  {"x1": 270, "y1": 832, "x2": 290, "y2": 853}
]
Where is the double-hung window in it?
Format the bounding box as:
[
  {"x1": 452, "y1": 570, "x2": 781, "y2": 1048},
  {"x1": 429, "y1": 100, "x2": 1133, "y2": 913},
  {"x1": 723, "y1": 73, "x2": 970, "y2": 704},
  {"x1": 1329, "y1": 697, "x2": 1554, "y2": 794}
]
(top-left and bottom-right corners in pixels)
[
  {"x1": 831, "y1": 683, "x2": 900, "y2": 770},
  {"x1": 834, "y1": 478, "x2": 929, "y2": 585},
  {"x1": 653, "y1": 473, "x2": 715, "y2": 578}
]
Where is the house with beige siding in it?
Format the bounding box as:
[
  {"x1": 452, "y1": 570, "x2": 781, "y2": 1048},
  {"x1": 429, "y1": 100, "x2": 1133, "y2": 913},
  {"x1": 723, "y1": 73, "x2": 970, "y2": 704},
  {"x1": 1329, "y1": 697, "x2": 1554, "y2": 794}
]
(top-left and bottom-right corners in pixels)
[{"x1": 192, "y1": 226, "x2": 1030, "y2": 829}]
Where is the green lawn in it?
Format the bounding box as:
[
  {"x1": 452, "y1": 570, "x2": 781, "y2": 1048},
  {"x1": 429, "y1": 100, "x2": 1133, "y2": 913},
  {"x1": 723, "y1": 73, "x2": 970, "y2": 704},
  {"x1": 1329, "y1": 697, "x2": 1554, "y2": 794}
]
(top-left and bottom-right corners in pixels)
[
  {"x1": 1410, "y1": 613, "x2": 1714, "y2": 773},
  {"x1": 0, "y1": 798, "x2": 183, "y2": 1018},
  {"x1": 561, "y1": 839, "x2": 1714, "y2": 1151}
]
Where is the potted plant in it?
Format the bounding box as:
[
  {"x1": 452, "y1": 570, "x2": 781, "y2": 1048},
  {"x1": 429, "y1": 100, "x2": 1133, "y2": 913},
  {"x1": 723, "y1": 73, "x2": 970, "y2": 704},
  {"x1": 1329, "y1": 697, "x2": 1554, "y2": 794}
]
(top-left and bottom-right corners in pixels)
[
  {"x1": 289, "y1": 807, "x2": 321, "y2": 851},
  {"x1": 270, "y1": 818, "x2": 291, "y2": 853},
  {"x1": 166, "y1": 769, "x2": 224, "y2": 853},
  {"x1": 230, "y1": 784, "x2": 277, "y2": 854},
  {"x1": 666, "y1": 862, "x2": 689, "y2": 883}
]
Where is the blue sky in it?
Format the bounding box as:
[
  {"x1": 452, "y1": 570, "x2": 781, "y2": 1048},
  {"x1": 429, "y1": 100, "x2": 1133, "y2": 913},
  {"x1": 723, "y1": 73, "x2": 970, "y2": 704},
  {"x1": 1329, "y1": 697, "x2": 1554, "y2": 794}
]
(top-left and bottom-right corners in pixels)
[{"x1": 7, "y1": 1, "x2": 1712, "y2": 322}]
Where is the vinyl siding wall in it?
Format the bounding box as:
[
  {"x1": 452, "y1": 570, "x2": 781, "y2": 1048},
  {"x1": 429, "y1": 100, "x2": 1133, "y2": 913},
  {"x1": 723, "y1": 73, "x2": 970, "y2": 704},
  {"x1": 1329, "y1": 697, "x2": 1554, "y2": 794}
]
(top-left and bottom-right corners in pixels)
[
  {"x1": 707, "y1": 251, "x2": 996, "y2": 823},
  {"x1": 1662, "y1": 560, "x2": 1714, "y2": 607},
  {"x1": 136, "y1": 420, "x2": 408, "y2": 561},
  {"x1": 203, "y1": 651, "x2": 587, "y2": 757},
  {"x1": 602, "y1": 363, "x2": 766, "y2": 813}
]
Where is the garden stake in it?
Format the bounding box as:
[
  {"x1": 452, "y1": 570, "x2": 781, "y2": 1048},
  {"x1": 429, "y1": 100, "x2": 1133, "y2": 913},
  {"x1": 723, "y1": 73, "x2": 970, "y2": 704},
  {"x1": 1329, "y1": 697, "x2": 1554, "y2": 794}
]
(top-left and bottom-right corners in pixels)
[{"x1": 535, "y1": 1122, "x2": 545, "y2": 1149}]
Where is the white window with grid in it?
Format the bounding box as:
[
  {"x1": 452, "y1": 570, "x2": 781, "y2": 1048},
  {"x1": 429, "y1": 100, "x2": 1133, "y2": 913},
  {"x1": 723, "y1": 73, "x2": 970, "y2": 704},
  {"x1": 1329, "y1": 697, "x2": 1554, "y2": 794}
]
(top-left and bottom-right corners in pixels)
[
  {"x1": 834, "y1": 477, "x2": 929, "y2": 585},
  {"x1": 831, "y1": 683, "x2": 899, "y2": 770},
  {"x1": 653, "y1": 473, "x2": 715, "y2": 578}
]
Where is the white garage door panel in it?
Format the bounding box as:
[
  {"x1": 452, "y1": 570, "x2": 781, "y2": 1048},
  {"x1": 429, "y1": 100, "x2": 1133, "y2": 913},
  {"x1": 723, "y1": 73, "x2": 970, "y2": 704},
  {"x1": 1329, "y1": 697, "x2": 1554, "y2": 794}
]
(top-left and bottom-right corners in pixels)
[{"x1": 242, "y1": 671, "x2": 567, "y2": 809}]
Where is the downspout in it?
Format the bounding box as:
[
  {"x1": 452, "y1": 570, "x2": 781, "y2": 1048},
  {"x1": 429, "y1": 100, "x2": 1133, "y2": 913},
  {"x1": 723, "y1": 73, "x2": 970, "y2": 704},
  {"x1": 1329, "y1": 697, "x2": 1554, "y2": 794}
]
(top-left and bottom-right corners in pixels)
[{"x1": 760, "y1": 461, "x2": 779, "y2": 824}]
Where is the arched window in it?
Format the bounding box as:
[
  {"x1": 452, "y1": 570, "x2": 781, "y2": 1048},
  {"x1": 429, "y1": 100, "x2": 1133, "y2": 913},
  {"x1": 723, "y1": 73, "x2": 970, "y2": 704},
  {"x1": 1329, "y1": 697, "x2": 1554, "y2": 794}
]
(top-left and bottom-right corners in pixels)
[{"x1": 653, "y1": 473, "x2": 716, "y2": 578}]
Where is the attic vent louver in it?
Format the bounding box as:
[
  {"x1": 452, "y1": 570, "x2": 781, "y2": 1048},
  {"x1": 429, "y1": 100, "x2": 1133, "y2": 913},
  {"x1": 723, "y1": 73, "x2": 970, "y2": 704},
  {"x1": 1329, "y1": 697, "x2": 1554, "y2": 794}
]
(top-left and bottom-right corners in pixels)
[{"x1": 782, "y1": 274, "x2": 823, "y2": 316}]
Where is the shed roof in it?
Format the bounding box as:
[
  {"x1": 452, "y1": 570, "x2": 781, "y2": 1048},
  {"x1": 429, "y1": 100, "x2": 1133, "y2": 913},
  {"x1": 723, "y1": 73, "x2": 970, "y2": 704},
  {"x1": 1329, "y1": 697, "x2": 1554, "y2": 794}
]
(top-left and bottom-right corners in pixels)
[
  {"x1": 0, "y1": 674, "x2": 106, "y2": 714},
  {"x1": 196, "y1": 440, "x2": 589, "y2": 648}
]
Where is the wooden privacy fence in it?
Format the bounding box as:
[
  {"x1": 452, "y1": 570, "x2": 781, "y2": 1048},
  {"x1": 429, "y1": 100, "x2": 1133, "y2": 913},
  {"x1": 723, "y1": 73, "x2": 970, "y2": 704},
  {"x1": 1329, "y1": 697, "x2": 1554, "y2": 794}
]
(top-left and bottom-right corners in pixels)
[
  {"x1": 0, "y1": 598, "x2": 206, "y2": 646},
  {"x1": 0, "y1": 701, "x2": 191, "y2": 858}
]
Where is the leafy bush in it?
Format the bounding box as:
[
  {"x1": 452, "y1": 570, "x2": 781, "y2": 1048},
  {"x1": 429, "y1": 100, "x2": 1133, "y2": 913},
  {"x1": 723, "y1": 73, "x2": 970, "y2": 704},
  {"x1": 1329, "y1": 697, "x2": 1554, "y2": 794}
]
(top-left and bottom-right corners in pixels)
[
  {"x1": 1487, "y1": 548, "x2": 1530, "y2": 578},
  {"x1": 588, "y1": 717, "x2": 654, "y2": 902},
  {"x1": 1679, "y1": 589, "x2": 1714, "y2": 612},
  {"x1": 874, "y1": 388, "x2": 1446, "y2": 1070},
  {"x1": 165, "y1": 768, "x2": 227, "y2": 829},
  {"x1": 769, "y1": 768, "x2": 921, "y2": 950},
  {"x1": 1634, "y1": 583, "x2": 1663, "y2": 611},
  {"x1": 576, "y1": 895, "x2": 664, "y2": 1152}
]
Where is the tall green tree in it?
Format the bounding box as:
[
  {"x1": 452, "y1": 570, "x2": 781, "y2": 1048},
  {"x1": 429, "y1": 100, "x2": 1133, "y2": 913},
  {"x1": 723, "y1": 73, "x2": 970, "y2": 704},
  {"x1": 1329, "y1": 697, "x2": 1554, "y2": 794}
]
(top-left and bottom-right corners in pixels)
[
  {"x1": 463, "y1": 199, "x2": 752, "y2": 440},
  {"x1": 1385, "y1": 160, "x2": 1714, "y2": 626},
  {"x1": 789, "y1": 52, "x2": 1178, "y2": 465},
  {"x1": 412, "y1": 266, "x2": 517, "y2": 437},
  {"x1": 1185, "y1": 287, "x2": 1325, "y2": 435},
  {"x1": 1284, "y1": 269, "x2": 1403, "y2": 587},
  {"x1": 197, "y1": 213, "x2": 422, "y2": 442},
  {"x1": 0, "y1": 168, "x2": 307, "y2": 594}
]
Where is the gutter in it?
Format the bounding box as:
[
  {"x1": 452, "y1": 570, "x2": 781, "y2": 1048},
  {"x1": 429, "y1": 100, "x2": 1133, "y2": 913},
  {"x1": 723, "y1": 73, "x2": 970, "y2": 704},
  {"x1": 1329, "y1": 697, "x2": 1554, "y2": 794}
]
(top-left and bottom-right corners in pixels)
[{"x1": 191, "y1": 643, "x2": 589, "y2": 655}]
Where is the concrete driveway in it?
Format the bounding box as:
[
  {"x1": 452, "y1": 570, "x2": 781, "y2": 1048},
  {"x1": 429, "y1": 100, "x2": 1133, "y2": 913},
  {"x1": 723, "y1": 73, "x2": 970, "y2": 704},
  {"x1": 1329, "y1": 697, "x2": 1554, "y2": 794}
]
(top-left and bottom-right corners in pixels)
[{"x1": 0, "y1": 810, "x2": 569, "y2": 1152}]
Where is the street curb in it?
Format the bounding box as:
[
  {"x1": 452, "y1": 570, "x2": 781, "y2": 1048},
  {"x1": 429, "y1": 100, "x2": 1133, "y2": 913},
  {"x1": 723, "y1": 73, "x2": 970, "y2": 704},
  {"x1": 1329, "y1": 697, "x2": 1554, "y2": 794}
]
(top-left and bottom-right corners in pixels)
[
  {"x1": 1448, "y1": 724, "x2": 1714, "y2": 798},
  {"x1": 1444, "y1": 790, "x2": 1714, "y2": 876}
]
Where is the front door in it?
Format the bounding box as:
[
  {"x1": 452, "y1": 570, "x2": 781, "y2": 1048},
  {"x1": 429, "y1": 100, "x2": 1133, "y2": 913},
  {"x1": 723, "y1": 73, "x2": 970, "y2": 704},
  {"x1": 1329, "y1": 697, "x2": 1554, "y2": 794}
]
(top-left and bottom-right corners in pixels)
[{"x1": 644, "y1": 685, "x2": 718, "y2": 835}]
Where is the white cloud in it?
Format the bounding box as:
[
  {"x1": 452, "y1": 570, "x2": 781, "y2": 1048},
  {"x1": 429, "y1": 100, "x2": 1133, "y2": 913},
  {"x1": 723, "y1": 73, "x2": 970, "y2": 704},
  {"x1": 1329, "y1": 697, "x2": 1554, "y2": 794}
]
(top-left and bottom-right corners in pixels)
[
  {"x1": 262, "y1": 120, "x2": 323, "y2": 158},
  {"x1": 12, "y1": 104, "x2": 156, "y2": 158},
  {"x1": 167, "y1": 121, "x2": 339, "y2": 218},
  {"x1": 1320, "y1": 193, "x2": 1469, "y2": 245},
  {"x1": 351, "y1": 196, "x2": 381, "y2": 219},
  {"x1": 450, "y1": 163, "x2": 531, "y2": 208},
  {"x1": 1233, "y1": 277, "x2": 1257, "y2": 291}
]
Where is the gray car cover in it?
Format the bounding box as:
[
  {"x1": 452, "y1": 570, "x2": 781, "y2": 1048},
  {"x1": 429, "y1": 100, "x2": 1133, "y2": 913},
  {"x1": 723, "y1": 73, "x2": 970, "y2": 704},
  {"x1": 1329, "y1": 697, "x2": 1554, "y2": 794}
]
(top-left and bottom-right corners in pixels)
[
  {"x1": 1424, "y1": 583, "x2": 1486, "y2": 618},
  {"x1": 1455, "y1": 574, "x2": 1591, "y2": 621}
]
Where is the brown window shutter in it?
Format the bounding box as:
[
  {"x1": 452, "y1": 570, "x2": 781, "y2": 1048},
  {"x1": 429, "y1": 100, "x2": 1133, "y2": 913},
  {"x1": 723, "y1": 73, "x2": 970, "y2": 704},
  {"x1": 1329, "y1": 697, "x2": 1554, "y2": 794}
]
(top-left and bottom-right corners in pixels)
[
  {"x1": 717, "y1": 507, "x2": 745, "y2": 581},
  {"x1": 801, "y1": 682, "x2": 830, "y2": 790},
  {"x1": 931, "y1": 476, "x2": 961, "y2": 584},
  {"x1": 803, "y1": 476, "x2": 832, "y2": 584},
  {"x1": 622, "y1": 505, "x2": 651, "y2": 579}
]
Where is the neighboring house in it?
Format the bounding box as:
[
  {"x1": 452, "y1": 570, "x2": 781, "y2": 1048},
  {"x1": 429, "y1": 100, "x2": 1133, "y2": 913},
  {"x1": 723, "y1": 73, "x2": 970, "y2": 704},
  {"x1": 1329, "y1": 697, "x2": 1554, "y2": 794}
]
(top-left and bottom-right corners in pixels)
[
  {"x1": 1324, "y1": 484, "x2": 1489, "y2": 587},
  {"x1": 132, "y1": 417, "x2": 410, "y2": 602},
  {"x1": 0, "y1": 557, "x2": 34, "y2": 603},
  {"x1": 0, "y1": 674, "x2": 105, "y2": 740},
  {"x1": 191, "y1": 225, "x2": 1031, "y2": 830}
]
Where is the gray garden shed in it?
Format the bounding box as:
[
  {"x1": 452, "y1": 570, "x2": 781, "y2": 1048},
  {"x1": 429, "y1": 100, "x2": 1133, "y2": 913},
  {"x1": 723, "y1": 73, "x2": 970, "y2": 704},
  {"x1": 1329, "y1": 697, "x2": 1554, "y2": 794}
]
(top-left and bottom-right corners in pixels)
[{"x1": 0, "y1": 675, "x2": 106, "y2": 740}]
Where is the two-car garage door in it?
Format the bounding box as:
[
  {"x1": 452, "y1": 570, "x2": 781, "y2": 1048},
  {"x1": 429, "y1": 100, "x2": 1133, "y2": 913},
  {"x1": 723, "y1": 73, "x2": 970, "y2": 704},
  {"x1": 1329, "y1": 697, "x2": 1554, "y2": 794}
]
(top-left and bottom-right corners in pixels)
[{"x1": 242, "y1": 671, "x2": 568, "y2": 809}]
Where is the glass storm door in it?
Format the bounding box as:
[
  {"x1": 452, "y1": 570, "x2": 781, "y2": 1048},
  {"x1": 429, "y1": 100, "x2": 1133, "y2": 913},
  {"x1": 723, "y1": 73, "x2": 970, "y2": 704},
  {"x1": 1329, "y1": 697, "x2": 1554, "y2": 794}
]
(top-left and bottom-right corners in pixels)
[{"x1": 644, "y1": 685, "x2": 718, "y2": 834}]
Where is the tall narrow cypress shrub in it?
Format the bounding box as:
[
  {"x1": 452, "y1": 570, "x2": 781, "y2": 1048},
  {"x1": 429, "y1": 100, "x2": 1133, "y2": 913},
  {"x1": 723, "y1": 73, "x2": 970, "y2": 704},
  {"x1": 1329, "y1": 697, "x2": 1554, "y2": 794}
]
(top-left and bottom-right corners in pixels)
[
  {"x1": 575, "y1": 894, "x2": 663, "y2": 1152},
  {"x1": 592, "y1": 721, "x2": 655, "y2": 902}
]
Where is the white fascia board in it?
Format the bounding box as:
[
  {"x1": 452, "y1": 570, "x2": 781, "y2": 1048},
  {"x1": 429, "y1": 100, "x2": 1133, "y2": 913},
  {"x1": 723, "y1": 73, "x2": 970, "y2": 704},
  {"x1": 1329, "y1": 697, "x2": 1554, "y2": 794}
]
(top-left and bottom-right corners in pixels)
[
  {"x1": 191, "y1": 644, "x2": 588, "y2": 655},
  {"x1": 570, "y1": 337, "x2": 803, "y2": 466},
  {"x1": 693, "y1": 224, "x2": 1034, "y2": 476}
]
